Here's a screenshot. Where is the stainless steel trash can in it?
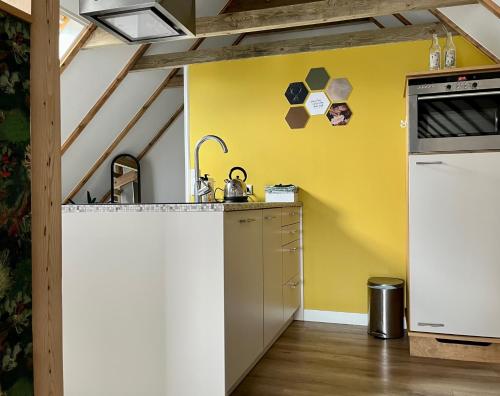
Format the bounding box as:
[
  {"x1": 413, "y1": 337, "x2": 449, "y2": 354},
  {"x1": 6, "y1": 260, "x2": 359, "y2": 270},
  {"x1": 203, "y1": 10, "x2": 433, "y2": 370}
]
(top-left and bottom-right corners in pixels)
[{"x1": 367, "y1": 277, "x2": 405, "y2": 339}]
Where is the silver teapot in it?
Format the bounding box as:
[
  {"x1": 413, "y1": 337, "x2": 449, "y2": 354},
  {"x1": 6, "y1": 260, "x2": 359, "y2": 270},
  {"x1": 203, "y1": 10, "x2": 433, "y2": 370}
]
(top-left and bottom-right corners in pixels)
[{"x1": 224, "y1": 167, "x2": 248, "y2": 202}]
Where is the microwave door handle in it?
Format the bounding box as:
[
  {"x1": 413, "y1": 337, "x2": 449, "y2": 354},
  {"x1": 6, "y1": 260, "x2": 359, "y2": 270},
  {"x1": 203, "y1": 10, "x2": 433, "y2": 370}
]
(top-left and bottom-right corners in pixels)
[{"x1": 418, "y1": 90, "x2": 500, "y2": 101}]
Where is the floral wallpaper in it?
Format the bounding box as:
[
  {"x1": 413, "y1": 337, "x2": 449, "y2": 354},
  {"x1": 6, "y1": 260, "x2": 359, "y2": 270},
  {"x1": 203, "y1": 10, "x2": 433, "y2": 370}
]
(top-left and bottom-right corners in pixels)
[{"x1": 0, "y1": 11, "x2": 33, "y2": 396}]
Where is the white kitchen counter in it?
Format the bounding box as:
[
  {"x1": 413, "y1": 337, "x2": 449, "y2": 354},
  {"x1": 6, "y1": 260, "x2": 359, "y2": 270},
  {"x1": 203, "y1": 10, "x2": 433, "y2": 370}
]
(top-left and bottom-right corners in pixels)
[{"x1": 62, "y1": 203, "x2": 303, "y2": 396}]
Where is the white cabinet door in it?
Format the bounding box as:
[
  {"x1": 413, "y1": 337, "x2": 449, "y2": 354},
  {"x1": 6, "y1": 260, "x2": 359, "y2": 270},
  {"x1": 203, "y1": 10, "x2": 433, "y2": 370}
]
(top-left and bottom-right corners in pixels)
[
  {"x1": 409, "y1": 152, "x2": 500, "y2": 338},
  {"x1": 224, "y1": 210, "x2": 263, "y2": 390},
  {"x1": 263, "y1": 208, "x2": 284, "y2": 347}
]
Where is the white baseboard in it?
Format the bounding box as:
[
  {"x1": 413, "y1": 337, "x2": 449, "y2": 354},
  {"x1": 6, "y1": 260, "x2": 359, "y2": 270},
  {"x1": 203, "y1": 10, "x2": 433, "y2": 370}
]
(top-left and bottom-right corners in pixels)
[{"x1": 304, "y1": 309, "x2": 368, "y2": 326}]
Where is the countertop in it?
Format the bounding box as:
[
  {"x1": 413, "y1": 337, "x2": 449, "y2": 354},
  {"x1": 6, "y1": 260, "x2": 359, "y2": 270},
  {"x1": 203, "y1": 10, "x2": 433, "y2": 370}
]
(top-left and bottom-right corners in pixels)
[{"x1": 62, "y1": 202, "x2": 302, "y2": 214}]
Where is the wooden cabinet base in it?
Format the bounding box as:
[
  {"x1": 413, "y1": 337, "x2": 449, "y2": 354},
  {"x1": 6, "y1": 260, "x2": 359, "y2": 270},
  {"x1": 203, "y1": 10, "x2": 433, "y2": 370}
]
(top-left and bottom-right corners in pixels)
[{"x1": 409, "y1": 332, "x2": 500, "y2": 364}]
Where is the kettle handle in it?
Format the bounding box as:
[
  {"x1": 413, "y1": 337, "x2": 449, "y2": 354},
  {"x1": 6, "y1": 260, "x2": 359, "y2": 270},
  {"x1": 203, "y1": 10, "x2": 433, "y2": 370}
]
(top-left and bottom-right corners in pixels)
[{"x1": 229, "y1": 166, "x2": 247, "y2": 182}]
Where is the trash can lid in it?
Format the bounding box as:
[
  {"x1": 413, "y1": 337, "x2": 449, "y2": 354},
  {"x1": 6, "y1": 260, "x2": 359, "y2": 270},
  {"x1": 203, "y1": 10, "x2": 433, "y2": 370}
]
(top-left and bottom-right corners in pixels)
[{"x1": 367, "y1": 277, "x2": 404, "y2": 289}]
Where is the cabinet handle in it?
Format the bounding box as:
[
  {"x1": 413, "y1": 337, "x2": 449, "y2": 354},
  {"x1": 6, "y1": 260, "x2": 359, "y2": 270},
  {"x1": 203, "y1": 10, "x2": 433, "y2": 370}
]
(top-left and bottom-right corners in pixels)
[
  {"x1": 264, "y1": 216, "x2": 277, "y2": 220},
  {"x1": 418, "y1": 322, "x2": 445, "y2": 328},
  {"x1": 286, "y1": 280, "x2": 300, "y2": 289},
  {"x1": 286, "y1": 230, "x2": 298, "y2": 235},
  {"x1": 239, "y1": 218, "x2": 257, "y2": 223},
  {"x1": 415, "y1": 161, "x2": 444, "y2": 165},
  {"x1": 284, "y1": 247, "x2": 299, "y2": 253}
]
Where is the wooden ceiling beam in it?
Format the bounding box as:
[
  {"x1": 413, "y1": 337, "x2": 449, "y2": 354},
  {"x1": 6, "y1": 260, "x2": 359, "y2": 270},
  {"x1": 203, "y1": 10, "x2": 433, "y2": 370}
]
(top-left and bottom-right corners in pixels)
[
  {"x1": 430, "y1": 9, "x2": 499, "y2": 63},
  {"x1": 60, "y1": 23, "x2": 97, "y2": 74},
  {"x1": 195, "y1": 0, "x2": 477, "y2": 38},
  {"x1": 82, "y1": 0, "x2": 477, "y2": 48},
  {"x1": 132, "y1": 23, "x2": 451, "y2": 71},
  {"x1": 224, "y1": 0, "x2": 319, "y2": 12}
]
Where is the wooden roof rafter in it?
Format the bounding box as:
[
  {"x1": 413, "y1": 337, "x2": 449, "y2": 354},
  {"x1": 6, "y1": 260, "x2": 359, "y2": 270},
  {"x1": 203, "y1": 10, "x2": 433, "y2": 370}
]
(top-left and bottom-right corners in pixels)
[
  {"x1": 61, "y1": 43, "x2": 151, "y2": 155},
  {"x1": 479, "y1": 0, "x2": 500, "y2": 18},
  {"x1": 60, "y1": 23, "x2": 97, "y2": 74}
]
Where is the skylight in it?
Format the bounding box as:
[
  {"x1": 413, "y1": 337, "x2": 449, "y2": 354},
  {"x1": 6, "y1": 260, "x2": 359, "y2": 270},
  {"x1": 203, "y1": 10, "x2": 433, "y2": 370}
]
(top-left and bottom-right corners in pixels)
[{"x1": 60, "y1": 12, "x2": 85, "y2": 59}]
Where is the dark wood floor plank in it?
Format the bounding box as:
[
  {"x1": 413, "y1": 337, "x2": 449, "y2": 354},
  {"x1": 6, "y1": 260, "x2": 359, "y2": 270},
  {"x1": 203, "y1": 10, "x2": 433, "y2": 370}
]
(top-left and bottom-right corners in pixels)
[{"x1": 232, "y1": 322, "x2": 500, "y2": 396}]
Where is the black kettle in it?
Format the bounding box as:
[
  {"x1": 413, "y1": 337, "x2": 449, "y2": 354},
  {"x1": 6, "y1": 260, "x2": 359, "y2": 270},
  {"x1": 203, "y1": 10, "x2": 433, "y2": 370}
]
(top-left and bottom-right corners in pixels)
[{"x1": 224, "y1": 167, "x2": 248, "y2": 202}]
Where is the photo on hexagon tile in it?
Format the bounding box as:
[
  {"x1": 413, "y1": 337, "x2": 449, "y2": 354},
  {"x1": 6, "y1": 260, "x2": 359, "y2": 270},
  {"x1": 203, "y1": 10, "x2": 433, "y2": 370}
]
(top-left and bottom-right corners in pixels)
[
  {"x1": 285, "y1": 107, "x2": 310, "y2": 129},
  {"x1": 305, "y1": 67, "x2": 330, "y2": 91},
  {"x1": 305, "y1": 92, "x2": 330, "y2": 116},
  {"x1": 326, "y1": 103, "x2": 353, "y2": 126},
  {"x1": 326, "y1": 78, "x2": 353, "y2": 102},
  {"x1": 285, "y1": 82, "x2": 309, "y2": 105}
]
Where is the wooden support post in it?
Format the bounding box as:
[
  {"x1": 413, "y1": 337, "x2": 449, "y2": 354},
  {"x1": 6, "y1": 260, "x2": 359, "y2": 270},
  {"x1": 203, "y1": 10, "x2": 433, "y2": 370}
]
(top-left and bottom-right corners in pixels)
[{"x1": 31, "y1": 0, "x2": 64, "y2": 395}]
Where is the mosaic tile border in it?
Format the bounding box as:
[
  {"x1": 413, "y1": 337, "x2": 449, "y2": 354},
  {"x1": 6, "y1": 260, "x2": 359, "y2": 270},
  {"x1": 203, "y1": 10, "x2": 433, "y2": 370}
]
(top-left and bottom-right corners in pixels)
[{"x1": 62, "y1": 202, "x2": 302, "y2": 214}]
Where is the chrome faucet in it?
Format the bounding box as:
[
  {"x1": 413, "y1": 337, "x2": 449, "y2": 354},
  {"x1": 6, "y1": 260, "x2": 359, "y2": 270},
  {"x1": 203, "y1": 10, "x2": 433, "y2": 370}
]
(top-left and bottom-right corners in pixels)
[{"x1": 193, "y1": 135, "x2": 228, "y2": 203}]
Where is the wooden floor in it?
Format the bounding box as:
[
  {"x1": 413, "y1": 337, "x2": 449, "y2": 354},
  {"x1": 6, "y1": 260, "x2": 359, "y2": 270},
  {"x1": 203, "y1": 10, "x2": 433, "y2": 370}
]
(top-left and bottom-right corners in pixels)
[{"x1": 231, "y1": 321, "x2": 500, "y2": 396}]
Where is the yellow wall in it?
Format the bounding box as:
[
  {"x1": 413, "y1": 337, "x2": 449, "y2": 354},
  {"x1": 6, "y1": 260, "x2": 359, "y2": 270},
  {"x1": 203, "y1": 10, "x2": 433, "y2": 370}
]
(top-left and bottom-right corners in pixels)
[{"x1": 189, "y1": 37, "x2": 492, "y2": 314}]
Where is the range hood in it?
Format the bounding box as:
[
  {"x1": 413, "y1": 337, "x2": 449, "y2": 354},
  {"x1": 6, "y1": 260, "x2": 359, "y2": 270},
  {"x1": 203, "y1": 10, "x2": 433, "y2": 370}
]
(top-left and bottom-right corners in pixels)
[{"x1": 80, "y1": 0, "x2": 195, "y2": 44}]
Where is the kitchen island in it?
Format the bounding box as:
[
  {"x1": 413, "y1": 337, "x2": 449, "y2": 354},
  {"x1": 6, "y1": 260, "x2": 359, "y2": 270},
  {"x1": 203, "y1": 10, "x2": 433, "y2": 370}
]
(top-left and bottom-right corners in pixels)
[{"x1": 62, "y1": 202, "x2": 303, "y2": 396}]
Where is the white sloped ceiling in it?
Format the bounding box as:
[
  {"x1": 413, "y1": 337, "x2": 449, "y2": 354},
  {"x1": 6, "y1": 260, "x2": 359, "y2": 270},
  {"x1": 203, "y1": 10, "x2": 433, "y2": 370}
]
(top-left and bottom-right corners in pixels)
[
  {"x1": 60, "y1": 0, "x2": 230, "y2": 204},
  {"x1": 438, "y1": 2, "x2": 500, "y2": 60}
]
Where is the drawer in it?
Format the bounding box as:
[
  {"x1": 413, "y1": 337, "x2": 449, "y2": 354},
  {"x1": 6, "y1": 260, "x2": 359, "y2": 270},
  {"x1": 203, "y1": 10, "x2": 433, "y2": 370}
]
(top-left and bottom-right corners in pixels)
[
  {"x1": 283, "y1": 240, "x2": 300, "y2": 283},
  {"x1": 284, "y1": 274, "x2": 301, "y2": 321},
  {"x1": 282, "y1": 207, "x2": 300, "y2": 226},
  {"x1": 281, "y1": 223, "x2": 300, "y2": 246}
]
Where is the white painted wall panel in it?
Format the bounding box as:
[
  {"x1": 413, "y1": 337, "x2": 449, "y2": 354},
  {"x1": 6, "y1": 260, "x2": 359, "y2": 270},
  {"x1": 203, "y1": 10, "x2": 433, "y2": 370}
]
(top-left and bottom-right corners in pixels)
[
  {"x1": 62, "y1": 70, "x2": 169, "y2": 199},
  {"x1": 70, "y1": 88, "x2": 185, "y2": 204},
  {"x1": 141, "y1": 116, "x2": 186, "y2": 204},
  {"x1": 399, "y1": 10, "x2": 439, "y2": 25},
  {"x1": 438, "y1": 4, "x2": 500, "y2": 59},
  {"x1": 61, "y1": 45, "x2": 138, "y2": 142},
  {"x1": 241, "y1": 21, "x2": 377, "y2": 45},
  {"x1": 373, "y1": 15, "x2": 404, "y2": 28}
]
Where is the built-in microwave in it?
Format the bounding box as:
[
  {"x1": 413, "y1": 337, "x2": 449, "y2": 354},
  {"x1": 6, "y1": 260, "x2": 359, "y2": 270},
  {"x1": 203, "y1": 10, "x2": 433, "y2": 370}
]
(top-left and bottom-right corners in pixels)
[{"x1": 408, "y1": 71, "x2": 500, "y2": 154}]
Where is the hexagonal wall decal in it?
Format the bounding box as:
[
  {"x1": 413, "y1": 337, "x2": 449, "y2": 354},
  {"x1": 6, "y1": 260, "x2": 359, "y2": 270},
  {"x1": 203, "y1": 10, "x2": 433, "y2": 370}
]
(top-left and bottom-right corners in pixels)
[
  {"x1": 326, "y1": 103, "x2": 353, "y2": 126},
  {"x1": 305, "y1": 68, "x2": 330, "y2": 90},
  {"x1": 305, "y1": 92, "x2": 330, "y2": 116},
  {"x1": 285, "y1": 107, "x2": 309, "y2": 129},
  {"x1": 326, "y1": 78, "x2": 353, "y2": 101},
  {"x1": 285, "y1": 82, "x2": 309, "y2": 105}
]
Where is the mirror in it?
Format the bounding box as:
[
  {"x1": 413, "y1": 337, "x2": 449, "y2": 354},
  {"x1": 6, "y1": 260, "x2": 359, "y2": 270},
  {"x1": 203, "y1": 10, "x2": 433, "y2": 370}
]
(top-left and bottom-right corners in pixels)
[{"x1": 111, "y1": 154, "x2": 141, "y2": 204}]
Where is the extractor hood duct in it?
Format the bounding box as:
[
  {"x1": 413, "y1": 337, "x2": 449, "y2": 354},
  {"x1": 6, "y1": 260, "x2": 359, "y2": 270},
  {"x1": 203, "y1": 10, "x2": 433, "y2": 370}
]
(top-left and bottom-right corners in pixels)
[{"x1": 80, "y1": 0, "x2": 195, "y2": 44}]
